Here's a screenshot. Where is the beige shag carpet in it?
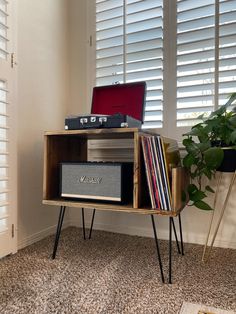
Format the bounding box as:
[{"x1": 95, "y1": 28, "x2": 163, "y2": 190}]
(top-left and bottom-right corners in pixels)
[{"x1": 0, "y1": 227, "x2": 235, "y2": 314}]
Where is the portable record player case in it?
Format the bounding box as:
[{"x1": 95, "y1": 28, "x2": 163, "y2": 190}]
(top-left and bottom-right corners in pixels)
[{"x1": 65, "y1": 82, "x2": 146, "y2": 130}]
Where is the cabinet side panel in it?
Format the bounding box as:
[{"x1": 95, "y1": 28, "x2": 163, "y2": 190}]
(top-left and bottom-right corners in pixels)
[
  {"x1": 43, "y1": 135, "x2": 49, "y2": 200},
  {"x1": 133, "y1": 133, "x2": 140, "y2": 208},
  {"x1": 43, "y1": 135, "x2": 88, "y2": 200},
  {"x1": 171, "y1": 167, "x2": 189, "y2": 211}
]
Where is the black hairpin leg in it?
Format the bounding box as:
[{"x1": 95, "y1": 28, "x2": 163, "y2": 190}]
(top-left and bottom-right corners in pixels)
[
  {"x1": 169, "y1": 217, "x2": 172, "y2": 284},
  {"x1": 178, "y1": 213, "x2": 184, "y2": 255},
  {"x1": 89, "y1": 209, "x2": 96, "y2": 239},
  {"x1": 81, "y1": 208, "x2": 86, "y2": 240},
  {"x1": 151, "y1": 215, "x2": 165, "y2": 283},
  {"x1": 171, "y1": 218, "x2": 181, "y2": 254},
  {"x1": 52, "y1": 206, "x2": 66, "y2": 259}
]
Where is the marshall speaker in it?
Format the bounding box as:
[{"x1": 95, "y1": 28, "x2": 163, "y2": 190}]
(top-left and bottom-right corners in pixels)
[{"x1": 60, "y1": 162, "x2": 133, "y2": 204}]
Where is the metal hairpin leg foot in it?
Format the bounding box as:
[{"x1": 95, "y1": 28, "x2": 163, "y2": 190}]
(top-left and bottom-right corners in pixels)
[
  {"x1": 169, "y1": 217, "x2": 172, "y2": 284},
  {"x1": 171, "y1": 218, "x2": 181, "y2": 254},
  {"x1": 81, "y1": 208, "x2": 86, "y2": 240},
  {"x1": 52, "y1": 206, "x2": 66, "y2": 259},
  {"x1": 178, "y1": 214, "x2": 184, "y2": 256},
  {"x1": 89, "y1": 209, "x2": 96, "y2": 239},
  {"x1": 151, "y1": 215, "x2": 165, "y2": 283}
]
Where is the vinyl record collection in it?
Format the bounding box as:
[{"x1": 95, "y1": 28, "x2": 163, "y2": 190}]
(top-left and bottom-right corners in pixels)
[{"x1": 141, "y1": 135, "x2": 181, "y2": 211}]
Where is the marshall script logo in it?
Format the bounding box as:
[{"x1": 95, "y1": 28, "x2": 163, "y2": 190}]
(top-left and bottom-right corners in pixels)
[{"x1": 78, "y1": 176, "x2": 102, "y2": 184}]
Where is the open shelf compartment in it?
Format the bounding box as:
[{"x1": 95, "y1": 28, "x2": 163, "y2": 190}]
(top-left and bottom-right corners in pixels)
[{"x1": 43, "y1": 128, "x2": 188, "y2": 215}]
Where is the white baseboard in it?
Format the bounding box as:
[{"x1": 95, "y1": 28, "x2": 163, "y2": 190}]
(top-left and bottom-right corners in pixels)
[
  {"x1": 70, "y1": 219, "x2": 236, "y2": 250},
  {"x1": 17, "y1": 219, "x2": 236, "y2": 251},
  {"x1": 17, "y1": 220, "x2": 70, "y2": 250}
]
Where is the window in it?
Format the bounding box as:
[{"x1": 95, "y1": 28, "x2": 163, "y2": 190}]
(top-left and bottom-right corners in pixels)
[
  {"x1": 218, "y1": 0, "x2": 236, "y2": 105},
  {"x1": 0, "y1": 0, "x2": 17, "y2": 258},
  {"x1": 89, "y1": 0, "x2": 236, "y2": 136},
  {"x1": 0, "y1": 0, "x2": 8, "y2": 60},
  {"x1": 176, "y1": 0, "x2": 236, "y2": 127},
  {"x1": 95, "y1": 0, "x2": 164, "y2": 128}
]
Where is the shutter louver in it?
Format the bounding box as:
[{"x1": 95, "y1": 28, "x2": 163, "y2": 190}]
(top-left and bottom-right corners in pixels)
[
  {"x1": 177, "y1": 0, "x2": 236, "y2": 127},
  {"x1": 95, "y1": 0, "x2": 163, "y2": 128},
  {"x1": 0, "y1": 0, "x2": 8, "y2": 60},
  {"x1": 96, "y1": 0, "x2": 124, "y2": 86},
  {"x1": 177, "y1": 0, "x2": 215, "y2": 127},
  {"x1": 219, "y1": 0, "x2": 236, "y2": 107},
  {"x1": 0, "y1": 79, "x2": 8, "y2": 235},
  {"x1": 0, "y1": 0, "x2": 9, "y2": 238}
]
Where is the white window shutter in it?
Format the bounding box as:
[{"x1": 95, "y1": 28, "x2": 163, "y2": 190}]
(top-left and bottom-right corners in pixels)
[
  {"x1": 92, "y1": 0, "x2": 236, "y2": 135},
  {"x1": 219, "y1": 0, "x2": 236, "y2": 107},
  {"x1": 0, "y1": 0, "x2": 8, "y2": 60},
  {"x1": 176, "y1": 0, "x2": 236, "y2": 127},
  {"x1": 95, "y1": 0, "x2": 164, "y2": 129},
  {"x1": 0, "y1": 1, "x2": 8, "y2": 234},
  {"x1": 176, "y1": 0, "x2": 215, "y2": 127}
]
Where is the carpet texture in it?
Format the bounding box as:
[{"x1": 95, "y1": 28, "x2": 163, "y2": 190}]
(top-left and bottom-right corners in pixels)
[{"x1": 0, "y1": 227, "x2": 235, "y2": 314}]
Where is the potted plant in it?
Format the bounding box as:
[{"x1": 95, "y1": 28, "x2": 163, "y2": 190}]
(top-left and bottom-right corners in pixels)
[{"x1": 182, "y1": 93, "x2": 236, "y2": 210}]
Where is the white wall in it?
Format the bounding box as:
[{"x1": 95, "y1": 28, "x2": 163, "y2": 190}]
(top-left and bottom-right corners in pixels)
[
  {"x1": 68, "y1": 0, "x2": 91, "y2": 224},
  {"x1": 15, "y1": 0, "x2": 236, "y2": 250},
  {"x1": 67, "y1": 0, "x2": 236, "y2": 249},
  {"x1": 68, "y1": 0, "x2": 89, "y2": 116},
  {"x1": 17, "y1": 0, "x2": 69, "y2": 248}
]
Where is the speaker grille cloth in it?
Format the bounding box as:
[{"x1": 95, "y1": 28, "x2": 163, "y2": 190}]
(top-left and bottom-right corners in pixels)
[{"x1": 61, "y1": 164, "x2": 121, "y2": 199}]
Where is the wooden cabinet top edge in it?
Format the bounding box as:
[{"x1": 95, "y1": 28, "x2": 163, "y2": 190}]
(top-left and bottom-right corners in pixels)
[{"x1": 44, "y1": 128, "x2": 142, "y2": 136}]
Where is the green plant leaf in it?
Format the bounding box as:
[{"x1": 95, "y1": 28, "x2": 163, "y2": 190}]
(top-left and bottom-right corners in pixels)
[
  {"x1": 225, "y1": 92, "x2": 236, "y2": 107},
  {"x1": 187, "y1": 184, "x2": 198, "y2": 194},
  {"x1": 189, "y1": 190, "x2": 206, "y2": 202},
  {"x1": 208, "y1": 93, "x2": 236, "y2": 119},
  {"x1": 182, "y1": 138, "x2": 193, "y2": 147},
  {"x1": 183, "y1": 124, "x2": 202, "y2": 136},
  {"x1": 198, "y1": 142, "x2": 211, "y2": 152},
  {"x1": 230, "y1": 130, "x2": 236, "y2": 144},
  {"x1": 205, "y1": 185, "x2": 215, "y2": 193},
  {"x1": 186, "y1": 142, "x2": 200, "y2": 156},
  {"x1": 208, "y1": 106, "x2": 226, "y2": 119},
  {"x1": 194, "y1": 200, "x2": 213, "y2": 210},
  {"x1": 203, "y1": 168, "x2": 212, "y2": 180},
  {"x1": 185, "y1": 127, "x2": 204, "y2": 137},
  {"x1": 197, "y1": 113, "x2": 205, "y2": 120},
  {"x1": 203, "y1": 147, "x2": 224, "y2": 170},
  {"x1": 228, "y1": 115, "x2": 236, "y2": 127},
  {"x1": 183, "y1": 154, "x2": 196, "y2": 168}
]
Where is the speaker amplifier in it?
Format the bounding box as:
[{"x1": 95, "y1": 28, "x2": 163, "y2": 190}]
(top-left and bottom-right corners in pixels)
[{"x1": 60, "y1": 162, "x2": 133, "y2": 204}]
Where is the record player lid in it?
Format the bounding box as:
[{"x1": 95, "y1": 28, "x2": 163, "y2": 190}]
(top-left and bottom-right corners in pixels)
[{"x1": 91, "y1": 82, "x2": 146, "y2": 122}]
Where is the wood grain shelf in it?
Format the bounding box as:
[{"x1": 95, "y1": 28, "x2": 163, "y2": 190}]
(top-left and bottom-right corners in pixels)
[
  {"x1": 45, "y1": 128, "x2": 146, "y2": 139},
  {"x1": 42, "y1": 198, "x2": 183, "y2": 217},
  {"x1": 43, "y1": 128, "x2": 186, "y2": 213}
]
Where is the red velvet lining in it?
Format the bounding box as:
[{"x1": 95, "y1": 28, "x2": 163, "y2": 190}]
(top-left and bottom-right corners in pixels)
[{"x1": 91, "y1": 82, "x2": 146, "y2": 122}]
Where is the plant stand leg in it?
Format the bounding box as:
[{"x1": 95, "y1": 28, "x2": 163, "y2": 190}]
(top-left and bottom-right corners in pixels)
[
  {"x1": 171, "y1": 217, "x2": 181, "y2": 254},
  {"x1": 169, "y1": 217, "x2": 172, "y2": 284},
  {"x1": 89, "y1": 209, "x2": 96, "y2": 239},
  {"x1": 206, "y1": 171, "x2": 236, "y2": 261},
  {"x1": 52, "y1": 206, "x2": 66, "y2": 259},
  {"x1": 202, "y1": 172, "x2": 222, "y2": 262},
  {"x1": 151, "y1": 215, "x2": 165, "y2": 283},
  {"x1": 178, "y1": 213, "x2": 184, "y2": 256}
]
